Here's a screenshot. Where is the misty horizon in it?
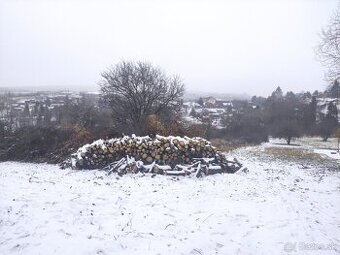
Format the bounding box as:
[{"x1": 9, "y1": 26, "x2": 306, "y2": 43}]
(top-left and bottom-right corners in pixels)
[{"x1": 0, "y1": 0, "x2": 339, "y2": 97}]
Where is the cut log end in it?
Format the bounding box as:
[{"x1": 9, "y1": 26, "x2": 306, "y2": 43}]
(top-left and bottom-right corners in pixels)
[{"x1": 67, "y1": 135, "x2": 244, "y2": 177}]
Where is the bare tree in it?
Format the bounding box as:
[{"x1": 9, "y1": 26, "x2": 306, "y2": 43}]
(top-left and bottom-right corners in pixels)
[
  {"x1": 316, "y1": 5, "x2": 340, "y2": 82},
  {"x1": 100, "y1": 61, "x2": 185, "y2": 135}
]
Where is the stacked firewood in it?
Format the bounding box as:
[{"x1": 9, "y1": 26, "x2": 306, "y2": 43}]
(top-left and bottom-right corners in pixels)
[{"x1": 70, "y1": 135, "x2": 244, "y2": 176}]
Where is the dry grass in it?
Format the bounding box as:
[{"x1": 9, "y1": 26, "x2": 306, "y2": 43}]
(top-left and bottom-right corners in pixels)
[
  {"x1": 241, "y1": 144, "x2": 339, "y2": 171},
  {"x1": 211, "y1": 138, "x2": 248, "y2": 152},
  {"x1": 263, "y1": 147, "x2": 322, "y2": 162}
]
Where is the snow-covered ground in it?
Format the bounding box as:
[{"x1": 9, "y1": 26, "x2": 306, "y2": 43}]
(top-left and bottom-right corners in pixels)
[
  {"x1": 314, "y1": 149, "x2": 340, "y2": 160},
  {"x1": 0, "y1": 140, "x2": 339, "y2": 254}
]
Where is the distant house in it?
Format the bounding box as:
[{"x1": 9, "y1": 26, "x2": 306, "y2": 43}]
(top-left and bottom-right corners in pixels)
[
  {"x1": 203, "y1": 97, "x2": 217, "y2": 107},
  {"x1": 316, "y1": 97, "x2": 339, "y2": 123},
  {"x1": 201, "y1": 97, "x2": 233, "y2": 109},
  {"x1": 215, "y1": 100, "x2": 233, "y2": 109}
]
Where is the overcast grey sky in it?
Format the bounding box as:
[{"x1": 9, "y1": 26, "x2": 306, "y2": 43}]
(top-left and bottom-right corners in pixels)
[{"x1": 0, "y1": 0, "x2": 338, "y2": 96}]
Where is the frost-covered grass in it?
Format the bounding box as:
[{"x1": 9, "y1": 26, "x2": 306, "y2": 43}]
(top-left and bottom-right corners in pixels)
[
  {"x1": 298, "y1": 137, "x2": 338, "y2": 150},
  {"x1": 264, "y1": 137, "x2": 339, "y2": 169},
  {"x1": 271, "y1": 137, "x2": 338, "y2": 150},
  {"x1": 0, "y1": 140, "x2": 339, "y2": 255}
]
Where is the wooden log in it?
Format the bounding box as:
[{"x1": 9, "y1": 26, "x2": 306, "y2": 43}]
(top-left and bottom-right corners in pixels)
[
  {"x1": 165, "y1": 170, "x2": 187, "y2": 176},
  {"x1": 71, "y1": 135, "x2": 243, "y2": 175}
]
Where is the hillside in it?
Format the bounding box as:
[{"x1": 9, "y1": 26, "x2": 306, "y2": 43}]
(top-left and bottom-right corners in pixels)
[{"x1": 1, "y1": 138, "x2": 339, "y2": 254}]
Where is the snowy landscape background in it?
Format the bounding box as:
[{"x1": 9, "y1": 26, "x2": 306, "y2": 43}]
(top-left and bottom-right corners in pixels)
[
  {"x1": 1, "y1": 138, "x2": 339, "y2": 254},
  {"x1": 1, "y1": 0, "x2": 340, "y2": 254}
]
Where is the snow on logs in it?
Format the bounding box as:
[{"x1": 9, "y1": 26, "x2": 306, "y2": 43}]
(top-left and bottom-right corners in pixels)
[{"x1": 70, "y1": 135, "x2": 244, "y2": 176}]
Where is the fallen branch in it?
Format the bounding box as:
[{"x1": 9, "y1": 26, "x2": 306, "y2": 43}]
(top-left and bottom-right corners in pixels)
[{"x1": 100, "y1": 156, "x2": 243, "y2": 177}]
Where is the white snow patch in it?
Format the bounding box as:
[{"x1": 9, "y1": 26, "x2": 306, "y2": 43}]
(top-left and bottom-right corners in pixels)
[
  {"x1": 1, "y1": 147, "x2": 340, "y2": 254},
  {"x1": 314, "y1": 149, "x2": 340, "y2": 160}
]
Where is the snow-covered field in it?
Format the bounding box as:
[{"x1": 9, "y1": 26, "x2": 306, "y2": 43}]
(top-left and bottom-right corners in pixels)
[{"x1": 0, "y1": 139, "x2": 339, "y2": 254}]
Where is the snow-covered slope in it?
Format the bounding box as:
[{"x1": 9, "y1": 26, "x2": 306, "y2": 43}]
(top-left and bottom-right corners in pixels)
[{"x1": 0, "y1": 142, "x2": 339, "y2": 254}]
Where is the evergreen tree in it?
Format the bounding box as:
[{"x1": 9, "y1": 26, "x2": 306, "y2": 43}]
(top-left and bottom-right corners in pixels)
[
  {"x1": 319, "y1": 102, "x2": 338, "y2": 141},
  {"x1": 22, "y1": 102, "x2": 30, "y2": 117},
  {"x1": 265, "y1": 90, "x2": 303, "y2": 144},
  {"x1": 271, "y1": 86, "x2": 283, "y2": 100},
  {"x1": 305, "y1": 96, "x2": 317, "y2": 133},
  {"x1": 37, "y1": 104, "x2": 46, "y2": 127},
  {"x1": 45, "y1": 97, "x2": 51, "y2": 107},
  {"x1": 328, "y1": 79, "x2": 340, "y2": 99},
  {"x1": 197, "y1": 97, "x2": 204, "y2": 106},
  {"x1": 0, "y1": 121, "x2": 5, "y2": 139}
]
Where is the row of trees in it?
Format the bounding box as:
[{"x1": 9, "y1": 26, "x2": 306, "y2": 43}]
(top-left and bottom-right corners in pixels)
[
  {"x1": 0, "y1": 61, "x2": 186, "y2": 162},
  {"x1": 0, "y1": 61, "x2": 339, "y2": 163},
  {"x1": 98, "y1": 61, "x2": 339, "y2": 145},
  {"x1": 219, "y1": 86, "x2": 339, "y2": 145},
  {"x1": 0, "y1": 97, "x2": 114, "y2": 162},
  {"x1": 265, "y1": 86, "x2": 338, "y2": 143},
  {"x1": 218, "y1": 2, "x2": 340, "y2": 145}
]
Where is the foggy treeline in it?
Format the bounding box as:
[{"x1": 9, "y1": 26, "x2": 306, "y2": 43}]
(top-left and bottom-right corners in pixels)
[{"x1": 0, "y1": 76, "x2": 339, "y2": 163}]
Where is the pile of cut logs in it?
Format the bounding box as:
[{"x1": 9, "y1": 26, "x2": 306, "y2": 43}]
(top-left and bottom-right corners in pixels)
[{"x1": 70, "y1": 135, "x2": 245, "y2": 176}]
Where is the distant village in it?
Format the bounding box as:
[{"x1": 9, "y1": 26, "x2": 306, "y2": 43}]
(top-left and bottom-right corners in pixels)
[
  {"x1": 0, "y1": 91, "x2": 100, "y2": 130},
  {"x1": 0, "y1": 88, "x2": 339, "y2": 132},
  {"x1": 182, "y1": 91, "x2": 340, "y2": 129}
]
